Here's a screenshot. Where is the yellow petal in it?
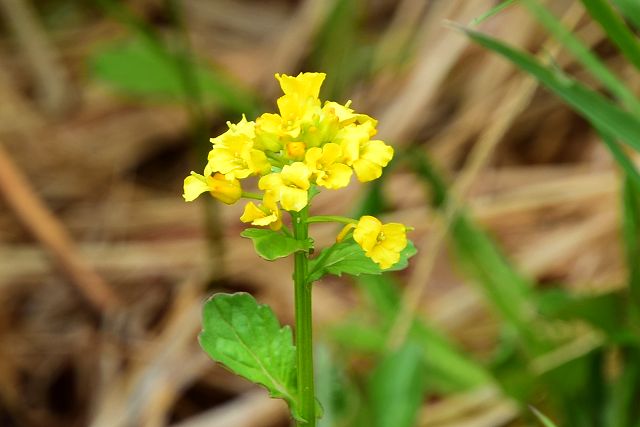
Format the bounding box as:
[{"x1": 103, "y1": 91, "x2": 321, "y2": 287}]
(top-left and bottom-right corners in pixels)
[
  {"x1": 353, "y1": 158, "x2": 383, "y2": 182},
  {"x1": 275, "y1": 72, "x2": 326, "y2": 99},
  {"x1": 240, "y1": 201, "x2": 282, "y2": 230},
  {"x1": 280, "y1": 186, "x2": 308, "y2": 212},
  {"x1": 324, "y1": 101, "x2": 377, "y2": 127},
  {"x1": 259, "y1": 173, "x2": 284, "y2": 192},
  {"x1": 277, "y1": 94, "x2": 302, "y2": 120},
  {"x1": 334, "y1": 124, "x2": 370, "y2": 165},
  {"x1": 318, "y1": 163, "x2": 352, "y2": 189},
  {"x1": 227, "y1": 115, "x2": 255, "y2": 137},
  {"x1": 281, "y1": 162, "x2": 311, "y2": 190},
  {"x1": 183, "y1": 173, "x2": 210, "y2": 202},
  {"x1": 361, "y1": 140, "x2": 394, "y2": 167},
  {"x1": 380, "y1": 223, "x2": 407, "y2": 252},
  {"x1": 248, "y1": 149, "x2": 271, "y2": 176},
  {"x1": 305, "y1": 147, "x2": 323, "y2": 169},
  {"x1": 207, "y1": 173, "x2": 242, "y2": 204},
  {"x1": 353, "y1": 216, "x2": 382, "y2": 252},
  {"x1": 240, "y1": 202, "x2": 266, "y2": 223},
  {"x1": 320, "y1": 142, "x2": 342, "y2": 165},
  {"x1": 368, "y1": 245, "x2": 400, "y2": 269}
]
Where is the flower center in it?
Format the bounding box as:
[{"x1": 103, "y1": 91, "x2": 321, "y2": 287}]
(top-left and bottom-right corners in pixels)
[{"x1": 286, "y1": 142, "x2": 306, "y2": 159}]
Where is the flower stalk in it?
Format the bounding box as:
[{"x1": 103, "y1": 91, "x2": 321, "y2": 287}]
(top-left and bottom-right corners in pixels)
[{"x1": 291, "y1": 207, "x2": 316, "y2": 426}]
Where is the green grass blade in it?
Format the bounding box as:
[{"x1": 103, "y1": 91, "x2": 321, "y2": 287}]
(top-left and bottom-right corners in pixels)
[
  {"x1": 605, "y1": 349, "x2": 640, "y2": 427},
  {"x1": 530, "y1": 406, "x2": 560, "y2": 427},
  {"x1": 596, "y1": 128, "x2": 640, "y2": 189},
  {"x1": 521, "y1": 0, "x2": 640, "y2": 114},
  {"x1": 355, "y1": 274, "x2": 492, "y2": 391},
  {"x1": 622, "y1": 177, "x2": 640, "y2": 304},
  {"x1": 580, "y1": 0, "x2": 640, "y2": 71},
  {"x1": 316, "y1": 344, "x2": 360, "y2": 427},
  {"x1": 450, "y1": 216, "x2": 538, "y2": 341},
  {"x1": 368, "y1": 342, "x2": 425, "y2": 427},
  {"x1": 471, "y1": 0, "x2": 519, "y2": 26},
  {"x1": 406, "y1": 152, "x2": 540, "y2": 348},
  {"x1": 460, "y1": 26, "x2": 640, "y2": 153},
  {"x1": 612, "y1": 0, "x2": 640, "y2": 30}
]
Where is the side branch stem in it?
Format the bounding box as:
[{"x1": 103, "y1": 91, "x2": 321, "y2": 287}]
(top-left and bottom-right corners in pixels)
[
  {"x1": 292, "y1": 207, "x2": 316, "y2": 426},
  {"x1": 306, "y1": 215, "x2": 357, "y2": 225}
]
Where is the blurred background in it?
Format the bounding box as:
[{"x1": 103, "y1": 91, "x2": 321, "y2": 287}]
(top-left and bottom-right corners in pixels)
[{"x1": 0, "y1": 0, "x2": 639, "y2": 426}]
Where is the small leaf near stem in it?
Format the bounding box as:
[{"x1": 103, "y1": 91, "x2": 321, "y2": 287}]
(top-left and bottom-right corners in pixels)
[
  {"x1": 307, "y1": 240, "x2": 417, "y2": 283},
  {"x1": 241, "y1": 228, "x2": 312, "y2": 261}
]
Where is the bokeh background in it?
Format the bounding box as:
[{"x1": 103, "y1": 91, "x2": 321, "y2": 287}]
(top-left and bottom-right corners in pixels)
[{"x1": 0, "y1": 0, "x2": 638, "y2": 426}]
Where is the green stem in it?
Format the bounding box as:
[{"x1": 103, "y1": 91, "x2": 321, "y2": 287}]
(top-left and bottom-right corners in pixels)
[
  {"x1": 306, "y1": 215, "x2": 357, "y2": 225},
  {"x1": 241, "y1": 191, "x2": 263, "y2": 200},
  {"x1": 291, "y1": 207, "x2": 316, "y2": 426}
]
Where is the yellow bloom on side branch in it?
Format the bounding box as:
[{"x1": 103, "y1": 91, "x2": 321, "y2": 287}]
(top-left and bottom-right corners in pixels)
[
  {"x1": 353, "y1": 215, "x2": 407, "y2": 269},
  {"x1": 183, "y1": 172, "x2": 242, "y2": 204}
]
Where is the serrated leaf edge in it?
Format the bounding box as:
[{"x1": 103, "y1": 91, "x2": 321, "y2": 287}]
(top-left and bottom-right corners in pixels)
[{"x1": 199, "y1": 293, "x2": 299, "y2": 411}]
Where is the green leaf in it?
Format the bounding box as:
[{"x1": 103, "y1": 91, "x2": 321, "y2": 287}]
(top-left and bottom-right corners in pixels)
[
  {"x1": 612, "y1": 0, "x2": 640, "y2": 30},
  {"x1": 605, "y1": 348, "x2": 640, "y2": 426},
  {"x1": 536, "y1": 289, "x2": 634, "y2": 343},
  {"x1": 241, "y1": 228, "x2": 313, "y2": 261},
  {"x1": 451, "y1": 216, "x2": 539, "y2": 343},
  {"x1": 471, "y1": 0, "x2": 519, "y2": 26},
  {"x1": 199, "y1": 293, "x2": 301, "y2": 419},
  {"x1": 530, "y1": 406, "x2": 559, "y2": 427},
  {"x1": 89, "y1": 36, "x2": 259, "y2": 114},
  {"x1": 623, "y1": 178, "x2": 640, "y2": 306},
  {"x1": 580, "y1": 0, "x2": 640, "y2": 71},
  {"x1": 597, "y1": 128, "x2": 640, "y2": 190},
  {"x1": 459, "y1": 26, "x2": 640, "y2": 153},
  {"x1": 519, "y1": 0, "x2": 640, "y2": 114},
  {"x1": 368, "y1": 342, "x2": 425, "y2": 427},
  {"x1": 307, "y1": 240, "x2": 416, "y2": 282}
]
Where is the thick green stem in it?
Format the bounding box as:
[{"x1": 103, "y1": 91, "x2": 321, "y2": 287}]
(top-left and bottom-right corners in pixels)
[{"x1": 291, "y1": 207, "x2": 316, "y2": 426}]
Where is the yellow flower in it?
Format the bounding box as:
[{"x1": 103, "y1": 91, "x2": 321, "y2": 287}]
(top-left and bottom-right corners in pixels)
[
  {"x1": 206, "y1": 145, "x2": 271, "y2": 179},
  {"x1": 305, "y1": 143, "x2": 352, "y2": 189},
  {"x1": 240, "y1": 193, "x2": 282, "y2": 230},
  {"x1": 298, "y1": 106, "x2": 340, "y2": 148},
  {"x1": 275, "y1": 73, "x2": 325, "y2": 123},
  {"x1": 183, "y1": 172, "x2": 242, "y2": 204},
  {"x1": 276, "y1": 72, "x2": 326, "y2": 100},
  {"x1": 337, "y1": 122, "x2": 393, "y2": 182},
  {"x1": 206, "y1": 117, "x2": 271, "y2": 179},
  {"x1": 255, "y1": 112, "x2": 298, "y2": 152},
  {"x1": 324, "y1": 100, "x2": 376, "y2": 126},
  {"x1": 353, "y1": 215, "x2": 407, "y2": 269},
  {"x1": 259, "y1": 162, "x2": 311, "y2": 212}
]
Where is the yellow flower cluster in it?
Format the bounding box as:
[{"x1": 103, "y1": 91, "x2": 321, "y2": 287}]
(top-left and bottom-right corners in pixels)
[{"x1": 183, "y1": 72, "x2": 406, "y2": 268}]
